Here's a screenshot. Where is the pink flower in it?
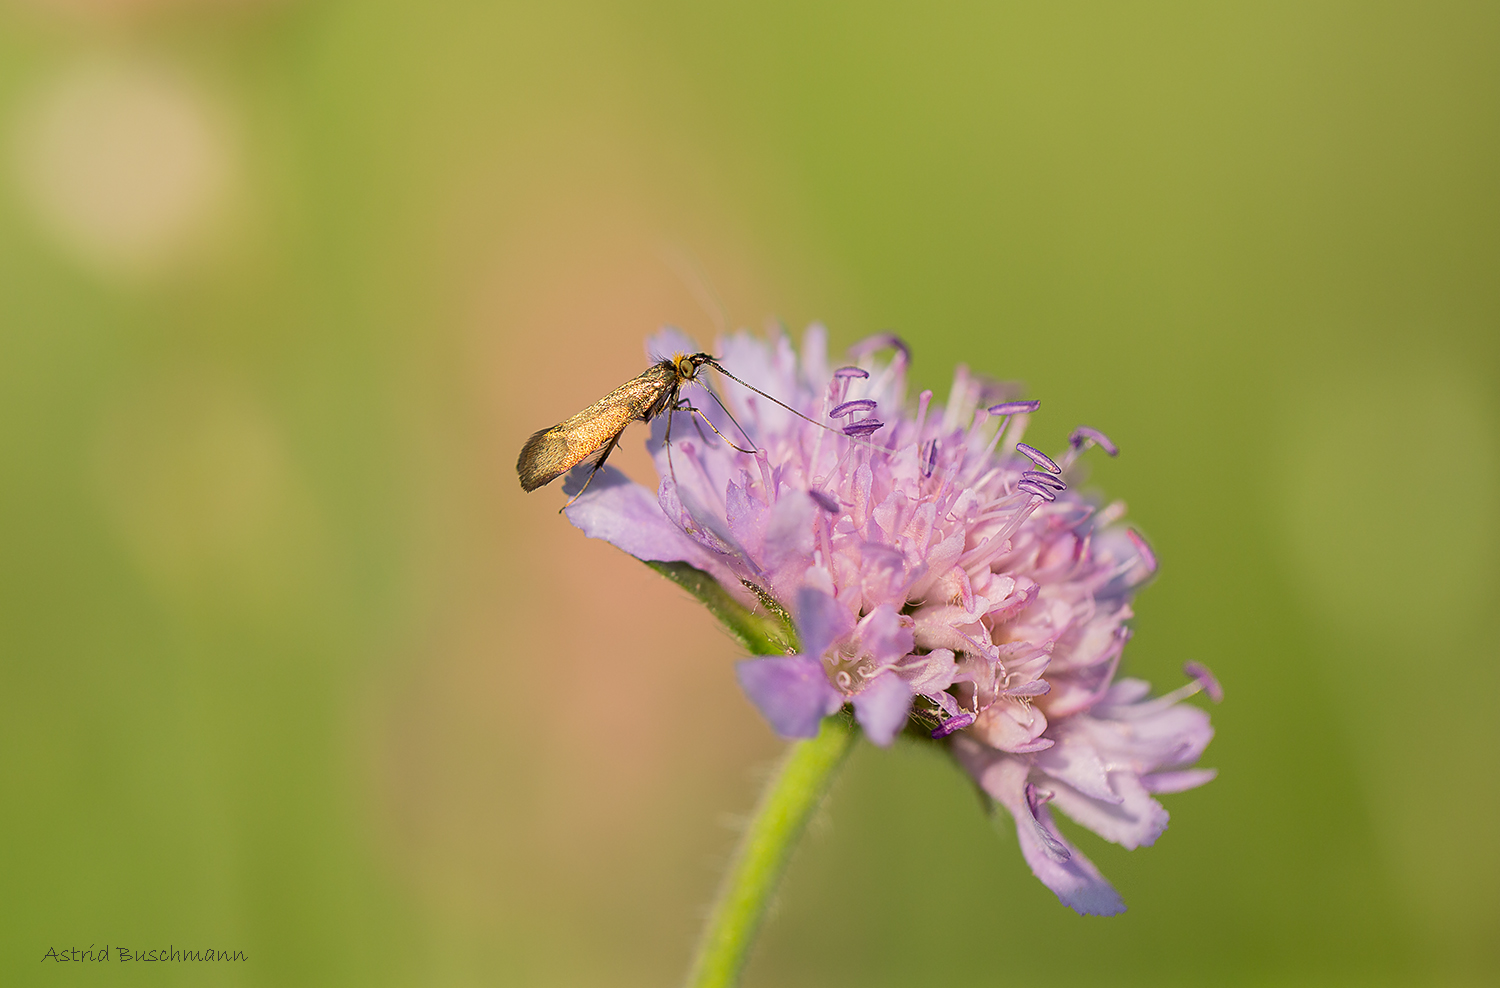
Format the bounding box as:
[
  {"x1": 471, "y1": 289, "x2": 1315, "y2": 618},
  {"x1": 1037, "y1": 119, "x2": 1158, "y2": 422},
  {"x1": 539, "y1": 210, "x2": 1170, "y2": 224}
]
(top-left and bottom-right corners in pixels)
[{"x1": 563, "y1": 325, "x2": 1219, "y2": 914}]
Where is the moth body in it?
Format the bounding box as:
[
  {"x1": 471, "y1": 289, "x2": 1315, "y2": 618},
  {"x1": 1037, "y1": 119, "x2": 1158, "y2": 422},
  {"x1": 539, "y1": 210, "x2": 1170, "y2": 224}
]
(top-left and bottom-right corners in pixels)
[{"x1": 517, "y1": 354, "x2": 712, "y2": 493}]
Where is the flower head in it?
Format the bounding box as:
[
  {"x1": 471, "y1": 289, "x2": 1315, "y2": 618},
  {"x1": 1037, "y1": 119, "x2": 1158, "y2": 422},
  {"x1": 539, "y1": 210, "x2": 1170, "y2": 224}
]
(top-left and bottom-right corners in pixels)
[{"x1": 563, "y1": 325, "x2": 1218, "y2": 914}]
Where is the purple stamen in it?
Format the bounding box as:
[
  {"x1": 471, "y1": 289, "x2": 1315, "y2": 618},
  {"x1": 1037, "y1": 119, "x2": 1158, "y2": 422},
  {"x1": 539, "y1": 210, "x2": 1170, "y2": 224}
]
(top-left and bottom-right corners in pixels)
[
  {"x1": 1022, "y1": 470, "x2": 1067, "y2": 491},
  {"x1": 1069, "y1": 426, "x2": 1118, "y2": 457},
  {"x1": 930, "y1": 711, "x2": 975, "y2": 739},
  {"x1": 1184, "y1": 661, "x2": 1223, "y2": 703},
  {"x1": 923, "y1": 440, "x2": 939, "y2": 478},
  {"x1": 808, "y1": 489, "x2": 841, "y2": 514},
  {"x1": 1127, "y1": 528, "x2": 1157, "y2": 573},
  {"x1": 830, "y1": 399, "x2": 878, "y2": 418},
  {"x1": 1016, "y1": 443, "x2": 1061, "y2": 474},
  {"x1": 843, "y1": 418, "x2": 884, "y2": 438},
  {"x1": 849, "y1": 332, "x2": 912, "y2": 365},
  {"x1": 989, "y1": 400, "x2": 1041, "y2": 415},
  {"x1": 1016, "y1": 480, "x2": 1057, "y2": 501},
  {"x1": 832, "y1": 366, "x2": 870, "y2": 380}
]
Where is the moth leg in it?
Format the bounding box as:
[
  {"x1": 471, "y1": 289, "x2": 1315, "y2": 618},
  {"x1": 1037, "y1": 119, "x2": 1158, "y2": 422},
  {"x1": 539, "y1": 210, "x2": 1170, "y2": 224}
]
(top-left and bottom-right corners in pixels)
[
  {"x1": 674, "y1": 398, "x2": 714, "y2": 446},
  {"x1": 661, "y1": 400, "x2": 682, "y2": 486},
  {"x1": 560, "y1": 431, "x2": 623, "y2": 512},
  {"x1": 675, "y1": 399, "x2": 758, "y2": 454},
  {"x1": 696, "y1": 380, "x2": 761, "y2": 452}
]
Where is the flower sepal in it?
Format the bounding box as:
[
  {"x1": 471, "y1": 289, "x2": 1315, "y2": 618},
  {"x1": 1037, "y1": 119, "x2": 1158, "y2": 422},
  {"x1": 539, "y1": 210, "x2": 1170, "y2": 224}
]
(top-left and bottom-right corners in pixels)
[{"x1": 645, "y1": 560, "x2": 797, "y2": 656}]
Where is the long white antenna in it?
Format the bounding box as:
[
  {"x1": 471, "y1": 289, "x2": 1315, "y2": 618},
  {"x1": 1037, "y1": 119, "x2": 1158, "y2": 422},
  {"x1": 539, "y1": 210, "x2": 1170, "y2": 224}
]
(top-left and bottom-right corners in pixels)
[{"x1": 707, "y1": 359, "x2": 894, "y2": 457}]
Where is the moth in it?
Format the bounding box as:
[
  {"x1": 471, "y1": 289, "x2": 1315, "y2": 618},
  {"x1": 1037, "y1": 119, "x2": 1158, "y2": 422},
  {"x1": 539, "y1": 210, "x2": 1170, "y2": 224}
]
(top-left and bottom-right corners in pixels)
[
  {"x1": 516, "y1": 352, "x2": 742, "y2": 496},
  {"x1": 517, "y1": 349, "x2": 887, "y2": 502}
]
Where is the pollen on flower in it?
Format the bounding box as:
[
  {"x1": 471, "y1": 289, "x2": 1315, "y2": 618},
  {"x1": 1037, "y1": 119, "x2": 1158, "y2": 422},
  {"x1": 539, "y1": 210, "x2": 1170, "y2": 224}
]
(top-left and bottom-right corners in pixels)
[{"x1": 561, "y1": 324, "x2": 1218, "y2": 915}]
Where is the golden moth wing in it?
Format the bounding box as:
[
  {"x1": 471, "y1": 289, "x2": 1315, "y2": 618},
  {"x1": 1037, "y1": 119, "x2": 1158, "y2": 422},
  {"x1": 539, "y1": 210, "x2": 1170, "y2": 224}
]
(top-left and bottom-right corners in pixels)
[
  {"x1": 517, "y1": 425, "x2": 579, "y2": 492},
  {"x1": 515, "y1": 365, "x2": 677, "y2": 491}
]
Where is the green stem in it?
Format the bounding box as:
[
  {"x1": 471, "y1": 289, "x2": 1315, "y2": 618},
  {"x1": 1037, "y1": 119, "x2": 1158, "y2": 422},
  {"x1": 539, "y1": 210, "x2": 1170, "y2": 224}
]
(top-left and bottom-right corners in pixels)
[{"x1": 684, "y1": 715, "x2": 859, "y2": 988}]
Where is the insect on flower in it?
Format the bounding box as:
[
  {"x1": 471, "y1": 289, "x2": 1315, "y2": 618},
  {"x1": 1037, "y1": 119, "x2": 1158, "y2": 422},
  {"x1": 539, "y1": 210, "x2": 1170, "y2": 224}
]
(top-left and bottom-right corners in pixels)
[
  {"x1": 517, "y1": 351, "x2": 826, "y2": 503},
  {"x1": 557, "y1": 325, "x2": 1221, "y2": 917}
]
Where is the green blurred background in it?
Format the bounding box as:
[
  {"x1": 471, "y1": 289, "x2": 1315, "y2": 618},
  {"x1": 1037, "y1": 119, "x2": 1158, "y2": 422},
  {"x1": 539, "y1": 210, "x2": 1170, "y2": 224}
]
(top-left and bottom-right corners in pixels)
[{"x1": 2, "y1": 1, "x2": 1497, "y2": 985}]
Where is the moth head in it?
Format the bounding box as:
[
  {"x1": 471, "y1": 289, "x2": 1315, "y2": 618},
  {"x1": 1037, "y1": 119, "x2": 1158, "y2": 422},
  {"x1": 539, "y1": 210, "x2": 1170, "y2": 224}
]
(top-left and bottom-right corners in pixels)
[{"x1": 673, "y1": 352, "x2": 715, "y2": 382}]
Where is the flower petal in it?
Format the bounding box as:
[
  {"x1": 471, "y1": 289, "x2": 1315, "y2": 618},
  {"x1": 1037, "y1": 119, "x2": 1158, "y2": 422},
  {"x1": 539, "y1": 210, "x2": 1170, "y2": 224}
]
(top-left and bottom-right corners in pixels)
[
  {"x1": 563, "y1": 466, "x2": 735, "y2": 582},
  {"x1": 658, "y1": 474, "x2": 742, "y2": 557},
  {"x1": 794, "y1": 585, "x2": 855, "y2": 659},
  {"x1": 725, "y1": 479, "x2": 769, "y2": 555},
  {"x1": 895, "y1": 648, "x2": 959, "y2": 695},
  {"x1": 853, "y1": 604, "x2": 915, "y2": 666},
  {"x1": 971, "y1": 697, "x2": 1049, "y2": 753},
  {"x1": 852, "y1": 671, "x2": 913, "y2": 746},
  {"x1": 1084, "y1": 699, "x2": 1216, "y2": 774},
  {"x1": 735, "y1": 655, "x2": 843, "y2": 738},
  {"x1": 954, "y1": 740, "x2": 1126, "y2": 916},
  {"x1": 1048, "y1": 770, "x2": 1170, "y2": 849},
  {"x1": 761, "y1": 487, "x2": 818, "y2": 578},
  {"x1": 1141, "y1": 768, "x2": 1218, "y2": 793},
  {"x1": 1034, "y1": 726, "x2": 1119, "y2": 803}
]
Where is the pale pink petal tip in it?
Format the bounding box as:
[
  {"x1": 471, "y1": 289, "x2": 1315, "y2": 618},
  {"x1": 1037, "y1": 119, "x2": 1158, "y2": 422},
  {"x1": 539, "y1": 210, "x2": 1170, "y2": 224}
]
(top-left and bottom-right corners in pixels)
[
  {"x1": 1017, "y1": 784, "x2": 1127, "y2": 916},
  {"x1": 1143, "y1": 768, "x2": 1218, "y2": 793}
]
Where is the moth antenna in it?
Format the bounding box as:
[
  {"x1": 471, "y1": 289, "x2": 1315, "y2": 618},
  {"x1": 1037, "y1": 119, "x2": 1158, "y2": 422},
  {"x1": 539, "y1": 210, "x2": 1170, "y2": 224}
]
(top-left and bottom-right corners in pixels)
[
  {"x1": 707, "y1": 359, "x2": 891, "y2": 456},
  {"x1": 707, "y1": 361, "x2": 829, "y2": 429}
]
